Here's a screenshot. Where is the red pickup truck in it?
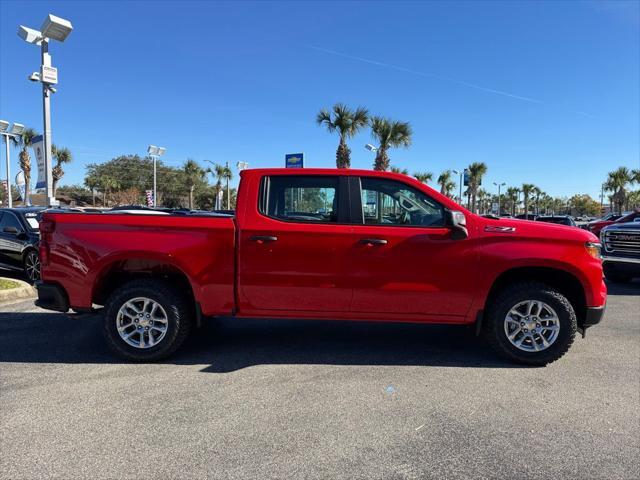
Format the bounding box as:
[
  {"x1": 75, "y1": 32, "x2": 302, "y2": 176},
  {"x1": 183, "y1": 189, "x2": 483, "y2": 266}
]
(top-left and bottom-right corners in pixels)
[{"x1": 36, "y1": 168, "x2": 606, "y2": 365}]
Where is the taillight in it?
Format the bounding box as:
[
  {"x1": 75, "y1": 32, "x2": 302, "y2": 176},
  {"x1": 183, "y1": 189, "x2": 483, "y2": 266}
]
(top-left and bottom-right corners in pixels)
[
  {"x1": 40, "y1": 218, "x2": 56, "y2": 234},
  {"x1": 39, "y1": 218, "x2": 55, "y2": 267}
]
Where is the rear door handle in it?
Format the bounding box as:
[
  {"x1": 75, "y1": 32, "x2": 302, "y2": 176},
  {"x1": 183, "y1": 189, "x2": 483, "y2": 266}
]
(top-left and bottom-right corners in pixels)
[
  {"x1": 359, "y1": 238, "x2": 388, "y2": 245},
  {"x1": 250, "y1": 235, "x2": 278, "y2": 243}
]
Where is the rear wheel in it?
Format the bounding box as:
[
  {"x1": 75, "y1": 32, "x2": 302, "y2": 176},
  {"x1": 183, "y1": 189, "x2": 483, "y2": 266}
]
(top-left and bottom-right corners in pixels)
[
  {"x1": 103, "y1": 278, "x2": 193, "y2": 361},
  {"x1": 483, "y1": 282, "x2": 577, "y2": 366},
  {"x1": 23, "y1": 250, "x2": 40, "y2": 283}
]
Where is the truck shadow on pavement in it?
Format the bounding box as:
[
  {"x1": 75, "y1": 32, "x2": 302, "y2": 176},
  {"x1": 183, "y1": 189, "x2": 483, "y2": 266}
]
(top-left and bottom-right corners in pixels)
[
  {"x1": 2, "y1": 278, "x2": 635, "y2": 372},
  {"x1": 0, "y1": 311, "x2": 523, "y2": 371}
]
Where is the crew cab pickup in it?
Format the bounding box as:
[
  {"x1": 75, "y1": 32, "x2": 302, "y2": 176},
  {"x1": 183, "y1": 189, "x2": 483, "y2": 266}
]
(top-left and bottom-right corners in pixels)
[{"x1": 36, "y1": 169, "x2": 607, "y2": 365}]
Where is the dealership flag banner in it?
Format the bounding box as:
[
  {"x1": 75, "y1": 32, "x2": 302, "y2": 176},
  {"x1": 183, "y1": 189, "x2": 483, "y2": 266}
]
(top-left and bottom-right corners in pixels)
[
  {"x1": 31, "y1": 134, "x2": 46, "y2": 190},
  {"x1": 145, "y1": 190, "x2": 154, "y2": 207},
  {"x1": 1, "y1": 180, "x2": 7, "y2": 204}
]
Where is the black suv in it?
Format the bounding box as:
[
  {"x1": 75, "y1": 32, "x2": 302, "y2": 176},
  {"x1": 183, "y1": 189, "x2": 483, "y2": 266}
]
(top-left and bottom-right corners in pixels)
[
  {"x1": 0, "y1": 207, "x2": 45, "y2": 282},
  {"x1": 601, "y1": 221, "x2": 640, "y2": 283}
]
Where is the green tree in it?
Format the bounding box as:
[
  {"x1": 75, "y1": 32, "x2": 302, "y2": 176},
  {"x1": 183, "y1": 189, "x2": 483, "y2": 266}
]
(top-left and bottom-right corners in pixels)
[
  {"x1": 505, "y1": 187, "x2": 520, "y2": 216},
  {"x1": 316, "y1": 103, "x2": 368, "y2": 168},
  {"x1": 370, "y1": 117, "x2": 412, "y2": 171},
  {"x1": 390, "y1": 166, "x2": 409, "y2": 175},
  {"x1": 466, "y1": 162, "x2": 488, "y2": 213},
  {"x1": 568, "y1": 194, "x2": 600, "y2": 216},
  {"x1": 413, "y1": 171, "x2": 433, "y2": 184},
  {"x1": 437, "y1": 170, "x2": 456, "y2": 198},
  {"x1": 604, "y1": 167, "x2": 633, "y2": 214},
  {"x1": 182, "y1": 159, "x2": 206, "y2": 209},
  {"x1": 521, "y1": 183, "x2": 536, "y2": 218},
  {"x1": 52, "y1": 145, "x2": 73, "y2": 196},
  {"x1": 476, "y1": 188, "x2": 489, "y2": 214}
]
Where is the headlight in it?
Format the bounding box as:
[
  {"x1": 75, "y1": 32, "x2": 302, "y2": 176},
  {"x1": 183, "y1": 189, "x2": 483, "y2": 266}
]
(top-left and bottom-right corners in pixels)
[{"x1": 585, "y1": 241, "x2": 601, "y2": 260}]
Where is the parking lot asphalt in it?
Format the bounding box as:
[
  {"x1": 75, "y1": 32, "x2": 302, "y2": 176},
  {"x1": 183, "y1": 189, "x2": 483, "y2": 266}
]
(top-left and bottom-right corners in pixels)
[{"x1": 1, "y1": 281, "x2": 639, "y2": 480}]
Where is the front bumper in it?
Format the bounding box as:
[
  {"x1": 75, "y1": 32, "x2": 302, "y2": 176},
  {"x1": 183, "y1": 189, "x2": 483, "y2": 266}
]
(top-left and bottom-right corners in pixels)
[
  {"x1": 35, "y1": 281, "x2": 69, "y2": 312},
  {"x1": 584, "y1": 305, "x2": 605, "y2": 328},
  {"x1": 602, "y1": 255, "x2": 640, "y2": 265}
]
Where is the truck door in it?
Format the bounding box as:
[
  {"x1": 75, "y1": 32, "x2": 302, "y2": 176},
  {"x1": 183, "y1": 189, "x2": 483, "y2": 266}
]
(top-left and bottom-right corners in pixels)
[
  {"x1": 347, "y1": 176, "x2": 477, "y2": 320},
  {"x1": 238, "y1": 174, "x2": 354, "y2": 314}
]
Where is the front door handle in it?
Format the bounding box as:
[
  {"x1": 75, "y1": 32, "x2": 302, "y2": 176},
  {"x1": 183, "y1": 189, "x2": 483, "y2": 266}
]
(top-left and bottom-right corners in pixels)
[
  {"x1": 250, "y1": 235, "x2": 278, "y2": 243},
  {"x1": 359, "y1": 238, "x2": 388, "y2": 245}
]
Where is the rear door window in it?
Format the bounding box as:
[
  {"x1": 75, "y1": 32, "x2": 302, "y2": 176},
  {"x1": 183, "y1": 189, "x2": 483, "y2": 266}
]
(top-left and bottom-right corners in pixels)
[{"x1": 262, "y1": 176, "x2": 340, "y2": 223}]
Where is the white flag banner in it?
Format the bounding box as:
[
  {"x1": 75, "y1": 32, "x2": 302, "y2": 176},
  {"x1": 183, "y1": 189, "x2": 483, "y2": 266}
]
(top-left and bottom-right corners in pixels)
[
  {"x1": 31, "y1": 134, "x2": 46, "y2": 190},
  {"x1": 15, "y1": 171, "x2": 26, "y2": 202}
]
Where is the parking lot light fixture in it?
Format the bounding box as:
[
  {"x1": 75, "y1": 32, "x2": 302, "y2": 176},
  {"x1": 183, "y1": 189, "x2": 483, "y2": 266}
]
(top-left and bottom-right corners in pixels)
[
  {"x1": 18, "y1": 13, "x2": 73, "y2": 208},
  {"x1": 147, "y1": 145, "x2": 166, "y2": 207},
  {"x1": 0, "y1": 121, "x2": 25, "y2": 208},
  {"x1": 365, "y1": 143, "x2": 378, "y2": 153}
]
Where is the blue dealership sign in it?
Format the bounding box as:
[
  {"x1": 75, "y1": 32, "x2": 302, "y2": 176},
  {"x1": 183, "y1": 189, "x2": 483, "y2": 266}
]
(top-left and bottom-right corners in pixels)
[{"x1": 285, "y1": 153, "x2": 304, "y2": 168}]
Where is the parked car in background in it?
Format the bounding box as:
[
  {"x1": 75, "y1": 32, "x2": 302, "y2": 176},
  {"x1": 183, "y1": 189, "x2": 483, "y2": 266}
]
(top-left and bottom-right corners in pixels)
[
  {"x1": 515, "y1": 214, "x2": 537, "y2": 220},
  {"x1": 0, "y1": 207, "x2": 45, "y2": 282},
  {"x1": 601, "y1": 221, "x2": 640, "y2": 283},
  {"x1": 535, "y1": 215, "x2": 577, "y2": 227},
  {"x1": 36, "y1": 168, "x2": 606, "y2": 366},
  {"x1": 586, "y1": 212, "x2": 628, "y2": 237}
]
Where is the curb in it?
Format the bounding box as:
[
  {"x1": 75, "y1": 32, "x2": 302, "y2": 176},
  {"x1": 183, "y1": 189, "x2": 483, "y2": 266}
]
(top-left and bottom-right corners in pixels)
[{"x1": 0, "y1": 277, "x2": 37, "y2": 304}]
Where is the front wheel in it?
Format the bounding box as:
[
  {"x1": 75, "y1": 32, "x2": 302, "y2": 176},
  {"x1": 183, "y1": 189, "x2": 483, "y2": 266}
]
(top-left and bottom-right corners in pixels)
[
  {"x1": 103, "y1": 278, "x2": 193, "y2": 361},
  {"x1": 483, "y1": 282, "x2": 577, "y2": 366}
]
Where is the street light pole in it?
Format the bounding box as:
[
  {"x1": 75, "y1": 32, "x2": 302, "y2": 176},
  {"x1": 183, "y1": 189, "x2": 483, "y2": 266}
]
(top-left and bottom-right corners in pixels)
[
  {"x1": 147, "y1": 145, "x2": 166, "y2": 207},
  {"x1": 453, "y1": 169, "x2": 467, "y2": 207},
  {"x1": 0, "y1": 121, "x2": 25, "y2": 208},
  {"x1": 18, "y1": 14, "x2": 73, "y2": 207},
  {"x1": 41, "y1": 39, "x2": 55, "y2": 207},
  {"x1": 493, "y1": 182, "x2": 506, "y2": 215}
]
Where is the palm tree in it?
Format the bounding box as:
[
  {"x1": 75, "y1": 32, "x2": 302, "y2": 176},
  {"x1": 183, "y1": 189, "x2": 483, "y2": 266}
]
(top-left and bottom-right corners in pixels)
[
  {"x1": 17, "y1": 128, "x2": 38, "y2": 204},
  {"x1": 390, "y1": 166, "x2": 409, "y2": 175},
  {"x1": 532, "y1": 186, "x2": 543, "y2": 215},
  {"x1": 369, "y1": 117, "x2": 412, "y2": 171},
  {"x1": 316, "y1": 103, "x2": 368, "y2": 168},
  {"x1": 521, "y1": 183, "x2": 536, "y2": 218},
  {"x1": 466, "y1": 162, "x2": 488, "y2": 213},
  {"x1": 437, "y1": 170, "x2": 456, "y2": 198},
  {"x1": 506, "y1": 187, "x2": 520, "y2": 216},
  {"x1": 476, "y1": 188, "x2": 489, "y2": 214},
  {"x1": 51, "y1": 145, "x2": 73, "y2": 196},
  {"x1": 413, "y1": 171, "x2": 433, "y2": 184},
  {"x1": 99, "y1": 175, "x2": 119, "y2": 206},
  {"x1": 183, "y1": 159, "x2": 205, "y2": 209},
  {"x1": 221, "y1": 163, "x2": 233, "y2": 209},
  {"x1": 604, "y1": 167, "x2": 633, "y2": 214}
]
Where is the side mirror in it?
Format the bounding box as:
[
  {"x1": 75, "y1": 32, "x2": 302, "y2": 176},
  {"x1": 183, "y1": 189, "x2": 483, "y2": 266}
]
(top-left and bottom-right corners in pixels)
[
  {"x1": 3, "y1": 226, "x2": 19, "y2": 235},
  {"x1": 445, "y1": 209, "x2": 468, "y2": 240}
]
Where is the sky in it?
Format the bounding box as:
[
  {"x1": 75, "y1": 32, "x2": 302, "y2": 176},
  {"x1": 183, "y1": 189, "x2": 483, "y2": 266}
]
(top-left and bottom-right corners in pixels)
[{"x1": 1, "y1": 0, "x2": 639, "y2": 199}]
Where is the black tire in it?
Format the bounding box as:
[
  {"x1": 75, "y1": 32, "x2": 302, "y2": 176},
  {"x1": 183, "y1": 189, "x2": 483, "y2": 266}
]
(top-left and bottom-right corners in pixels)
[
  {"x1": 23, "y1": 249, "x2": 40, "y2": 283},
  {"x1": 483, "y1": 282, "x2": 577, "y2": 366},
  {"x1": 103, "y1": 278, "x2": 193, "y2": 361}
]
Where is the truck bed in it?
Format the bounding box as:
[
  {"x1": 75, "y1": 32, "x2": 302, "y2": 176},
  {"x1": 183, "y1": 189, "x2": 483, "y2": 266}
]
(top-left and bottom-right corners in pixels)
[{"x1": 40, "y1": 212, "x2": 236, "y2": 315}]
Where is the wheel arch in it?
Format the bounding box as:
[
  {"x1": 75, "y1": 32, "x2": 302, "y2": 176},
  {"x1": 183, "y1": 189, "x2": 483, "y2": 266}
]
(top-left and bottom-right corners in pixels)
[
  {"x1": 92, "y1": 257, "x2": 199, "y2": 322},
  {"x1": 483, "y1": 266, "x2": 587, "y2": 328}
]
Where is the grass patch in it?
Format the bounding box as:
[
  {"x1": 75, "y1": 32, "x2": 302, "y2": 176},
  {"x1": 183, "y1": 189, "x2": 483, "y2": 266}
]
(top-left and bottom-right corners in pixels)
[{"x1": 0, "y1": 279, "x2": 21, "y2": 290}]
